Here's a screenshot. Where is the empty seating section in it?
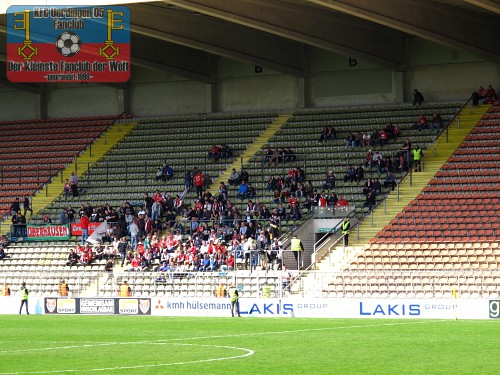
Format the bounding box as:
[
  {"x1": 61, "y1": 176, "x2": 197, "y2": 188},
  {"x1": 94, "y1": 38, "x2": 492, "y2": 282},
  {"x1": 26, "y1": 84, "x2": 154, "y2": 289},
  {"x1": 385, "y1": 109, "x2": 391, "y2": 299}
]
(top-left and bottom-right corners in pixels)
[
  {"x1": 324, "y1": 269, "x2": 500, "y2": 298},
  {"x1": 374, "y1": 193, "x2": 499, "y2": 243},
  {"x1": 99, "y1": 271, "x2": 281, "y2": 298},
  {"x1": 350, "y1": 242, "x2": 500, "y2": 271},
  {"x1": 0, "y1": 117, "x2": 116, "y2": 216},
  {"x1": 373, "y1": 104, "x2": 500, "y2": 244}
]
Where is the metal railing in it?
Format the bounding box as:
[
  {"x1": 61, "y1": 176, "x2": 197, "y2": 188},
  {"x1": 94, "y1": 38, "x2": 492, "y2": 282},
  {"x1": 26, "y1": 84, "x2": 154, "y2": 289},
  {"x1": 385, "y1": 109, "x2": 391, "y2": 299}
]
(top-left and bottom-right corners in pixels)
[{"x1": 2, "y1": 262, "x2": 498, "y2": 300}]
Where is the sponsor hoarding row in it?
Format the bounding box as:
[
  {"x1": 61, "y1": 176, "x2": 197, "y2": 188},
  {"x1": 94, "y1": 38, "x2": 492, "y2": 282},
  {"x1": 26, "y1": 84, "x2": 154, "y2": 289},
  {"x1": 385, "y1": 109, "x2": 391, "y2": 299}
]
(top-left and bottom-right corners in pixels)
[
  {"x1": 44, "y1": 297, "x2": 151, "y2": 315},
  {"x1": 150, "y1": 298, "x2": 493, "y2": 319},
  {"x1": 0, "y1": 297, "x2": 498, "y2": 319}
]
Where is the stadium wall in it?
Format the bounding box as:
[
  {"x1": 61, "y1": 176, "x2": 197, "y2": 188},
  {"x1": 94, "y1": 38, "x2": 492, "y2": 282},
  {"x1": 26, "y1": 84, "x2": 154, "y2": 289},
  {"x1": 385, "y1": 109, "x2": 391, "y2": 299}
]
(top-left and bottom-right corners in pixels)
[
  {"x1": 46, "y1": 85, "x2": 123, "y2": 118},
  {"x1": 0, "y1": 296, "x2": 496, "y2": 319},
  {"x1": 129, "y1": 67, "x2": 209, "y2": 116},
  {"x1": 406, "y1": 38, "x2": 500, "y2": 102},
  {"x1": 0, "y1": 88, "x2": 40, "y2": 120},
  {"x1": 0, "y1": 40, "x2": 498, "y2": 120}
]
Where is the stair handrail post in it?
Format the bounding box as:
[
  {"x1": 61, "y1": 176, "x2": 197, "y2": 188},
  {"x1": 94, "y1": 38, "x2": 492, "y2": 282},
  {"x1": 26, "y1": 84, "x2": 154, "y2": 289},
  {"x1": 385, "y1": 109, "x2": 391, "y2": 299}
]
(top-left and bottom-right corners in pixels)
[{"x1": 409, "y1": 163, "x2": 413, "y2": 187}]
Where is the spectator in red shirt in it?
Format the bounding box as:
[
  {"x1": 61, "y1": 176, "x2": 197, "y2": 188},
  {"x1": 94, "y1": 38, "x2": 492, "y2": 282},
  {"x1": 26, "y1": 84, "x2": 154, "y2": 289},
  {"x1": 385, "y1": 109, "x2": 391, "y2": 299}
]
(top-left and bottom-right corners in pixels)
[
  {"x1": 80, "y1": 213, "x2": 90, "y2": 245},
  {"x1": 193, "y1": 169, "x2": 204, "y2": 197},
  {"x1": 416, "y1": 114, "x2": 428, "y2": 131},
  {"x1": 486, "y1": 85, "x2": 497, "y2": 103},
  {"x1": 208, "y1": 145, "x2": 220, "y2": 162}
]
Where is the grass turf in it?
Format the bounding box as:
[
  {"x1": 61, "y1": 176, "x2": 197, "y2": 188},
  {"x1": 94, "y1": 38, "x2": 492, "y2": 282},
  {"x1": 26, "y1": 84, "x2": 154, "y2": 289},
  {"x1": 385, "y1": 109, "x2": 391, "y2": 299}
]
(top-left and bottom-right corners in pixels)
[{"x1": 0, "y1": 316, "x2": 498, "y2": 374}]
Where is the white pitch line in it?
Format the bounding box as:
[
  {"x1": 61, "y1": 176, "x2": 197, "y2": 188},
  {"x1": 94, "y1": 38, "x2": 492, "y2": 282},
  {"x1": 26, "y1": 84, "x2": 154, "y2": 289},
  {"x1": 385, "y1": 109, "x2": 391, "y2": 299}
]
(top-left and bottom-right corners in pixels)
[
  {"x1": 0, "y1": 320, "x2": 445, "y2": 374},
  {"x1": 0, "y1": 343, "x2": 254, "y2": 375},
  {"x1": 0, "y1": 319, "x2": 440, "y2": 355},
  {"x1": 156, "y1": 319, "x2": 445, "y2": 342}
]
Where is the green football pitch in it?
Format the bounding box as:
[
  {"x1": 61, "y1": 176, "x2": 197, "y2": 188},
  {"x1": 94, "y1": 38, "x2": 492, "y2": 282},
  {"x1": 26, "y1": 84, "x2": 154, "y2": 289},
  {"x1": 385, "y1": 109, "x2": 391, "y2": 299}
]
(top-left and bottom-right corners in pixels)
[{"x1": 0, "y1": 316, "x2": 498, "y2": 375}]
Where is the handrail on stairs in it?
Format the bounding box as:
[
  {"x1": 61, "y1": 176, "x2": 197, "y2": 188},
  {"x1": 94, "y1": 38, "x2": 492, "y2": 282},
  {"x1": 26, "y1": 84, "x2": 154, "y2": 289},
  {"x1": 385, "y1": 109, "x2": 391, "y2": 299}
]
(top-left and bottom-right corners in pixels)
[
  {"x1": 431, "y1": 95, "x2": 473, "y2": 156},
  {"x1": 305, "y1": 209, "x2": 358, "y2": 272}
]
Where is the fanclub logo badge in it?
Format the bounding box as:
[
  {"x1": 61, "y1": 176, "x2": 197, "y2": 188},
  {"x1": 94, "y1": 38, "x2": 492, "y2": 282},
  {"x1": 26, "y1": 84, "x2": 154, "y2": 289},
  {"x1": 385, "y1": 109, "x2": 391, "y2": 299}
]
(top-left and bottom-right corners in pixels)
[
  {"x1": 46, "y1": 298, "x2": 57, "y2": 313},
  {"x1": 139, "y1": 299, "x2": 150, "y2": 314}
]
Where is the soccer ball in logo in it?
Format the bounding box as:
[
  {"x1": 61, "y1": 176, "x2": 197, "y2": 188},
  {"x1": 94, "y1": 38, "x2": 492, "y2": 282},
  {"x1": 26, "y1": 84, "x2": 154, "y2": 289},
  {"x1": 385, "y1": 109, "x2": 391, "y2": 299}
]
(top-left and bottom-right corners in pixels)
[{"x1": 55, "y1": 31, "x2": 81, "y2": 57}]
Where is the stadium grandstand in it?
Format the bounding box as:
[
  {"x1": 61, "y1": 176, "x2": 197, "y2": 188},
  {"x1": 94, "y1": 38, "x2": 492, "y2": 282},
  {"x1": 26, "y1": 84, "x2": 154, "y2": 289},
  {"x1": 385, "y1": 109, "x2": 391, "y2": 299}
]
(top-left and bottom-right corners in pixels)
[{"x1": 0, "y1": 0, "x2": 499, "y2": 316}]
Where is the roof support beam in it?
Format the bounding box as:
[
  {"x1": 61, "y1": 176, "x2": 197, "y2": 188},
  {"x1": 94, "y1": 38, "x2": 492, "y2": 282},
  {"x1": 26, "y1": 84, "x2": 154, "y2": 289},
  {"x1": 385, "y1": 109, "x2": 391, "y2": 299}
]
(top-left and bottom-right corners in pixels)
[
  {"x1": 131, "y1": 34, "x2": 216, "y2": 83},
  {"x1": 130, "y1": 3, "x2": 306, "y2": 77},
  {"x1": 306, "y1": 0, "x2": 500, "y2": 63},
  {"x1": 163, "y1": 0, "x2": 405, "y2": 70},
  {"x1": 464, "y1": 0, "x2": 500, "y2": 15}
]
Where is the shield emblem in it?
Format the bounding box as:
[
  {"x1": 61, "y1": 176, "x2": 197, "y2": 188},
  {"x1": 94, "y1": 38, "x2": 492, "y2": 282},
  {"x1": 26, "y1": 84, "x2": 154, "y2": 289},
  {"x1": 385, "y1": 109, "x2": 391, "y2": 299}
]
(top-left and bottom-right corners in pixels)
[
  {"x1": 46, "y1": 298, "x2": 57, "y2": 313},
  {"x1": 139, "y1": 299, "x2": 150, "y2": 314}
]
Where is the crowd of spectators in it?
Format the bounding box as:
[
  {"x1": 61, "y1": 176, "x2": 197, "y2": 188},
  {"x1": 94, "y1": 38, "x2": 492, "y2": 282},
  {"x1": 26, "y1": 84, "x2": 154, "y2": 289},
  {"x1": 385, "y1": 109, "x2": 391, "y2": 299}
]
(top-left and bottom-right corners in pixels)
[
  {"x1": 267, "y1": 167, "x2": 306, "y2": 201},
  {"x1": 65, "y1": 208, "x2": 286, "y2": 274},
  {"x1": 207, "y1": 144, "x2": 232, "y2": 162},
  {"x1": 344, "y1": 121, "x2": 401, "y2": 149},
  {"x1": 154, "y1": 164, "x2": 174, "y2": 182},
  {"x1": 263, "y1": 147, "x2": 296, "y2": 165},
  {"x1": 472, "y1": 85, "x2": 497, "y2": 106},
  {"x1": 66, "y1": 242, "x2": 117, "y2": 268},
  {"x1": 318, "y1": 125, "x2": 337, "y2": 143},
  {"x1": 411, "y1": 113, "x2": 443, "y2": 133},
  {"x1": 17, "y1": 106, "x2": 438, "y2": 271},
  {"x1": 58, "y1": 162, "x2": 293, "y2": 273}
]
